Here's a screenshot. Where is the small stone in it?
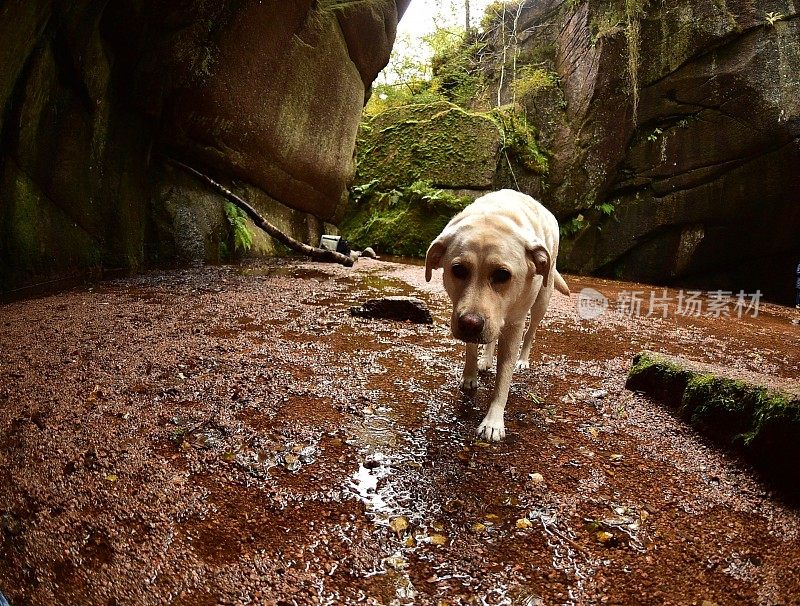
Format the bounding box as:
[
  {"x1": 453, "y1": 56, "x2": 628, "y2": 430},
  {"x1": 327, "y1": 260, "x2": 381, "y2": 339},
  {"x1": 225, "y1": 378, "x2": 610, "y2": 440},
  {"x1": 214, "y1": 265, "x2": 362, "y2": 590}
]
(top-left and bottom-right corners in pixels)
[
  {"x1": 529, "y1": 472, "x2": 545, "y2": 484},
  {"x1": 516, "y1": 518, "x2": 533, "y2": 529},
  {"x1": 390, "y1": 516, "x2": 409, "y2": 535},
  {"x1": 350, "y1": 297, "x2": 433, "y2": 324},
  {"x1": 383, "y1": 554, "x2": 408, "y2": 570}
]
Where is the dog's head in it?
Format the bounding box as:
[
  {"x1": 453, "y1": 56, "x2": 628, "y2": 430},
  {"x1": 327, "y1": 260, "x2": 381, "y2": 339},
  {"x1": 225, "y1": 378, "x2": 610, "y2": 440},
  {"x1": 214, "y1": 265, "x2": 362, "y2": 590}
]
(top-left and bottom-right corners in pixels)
[{"x1": 425, "y1": 214, "x2": 551, "y2": 344}]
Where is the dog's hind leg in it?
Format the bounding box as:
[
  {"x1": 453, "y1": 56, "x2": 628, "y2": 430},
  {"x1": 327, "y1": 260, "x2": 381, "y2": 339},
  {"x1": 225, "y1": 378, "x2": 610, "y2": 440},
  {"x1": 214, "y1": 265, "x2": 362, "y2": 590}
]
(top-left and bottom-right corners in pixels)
[
  {"x1": 516, "y1": 290, "x2": 551, "y2": 371},
  {"x1": 461, "y1": 342, "x2": 480, "y2": 390},
  {"x1": 477, "y1": 339, "x2": 497, "y2": 372}
]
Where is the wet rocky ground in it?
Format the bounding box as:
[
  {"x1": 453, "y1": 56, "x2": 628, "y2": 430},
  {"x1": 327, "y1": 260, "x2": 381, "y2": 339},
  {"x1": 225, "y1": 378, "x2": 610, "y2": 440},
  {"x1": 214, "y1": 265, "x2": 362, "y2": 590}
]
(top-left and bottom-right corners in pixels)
[{"x1": 1, "y1": 257, "x2": 799, "y2": 606}]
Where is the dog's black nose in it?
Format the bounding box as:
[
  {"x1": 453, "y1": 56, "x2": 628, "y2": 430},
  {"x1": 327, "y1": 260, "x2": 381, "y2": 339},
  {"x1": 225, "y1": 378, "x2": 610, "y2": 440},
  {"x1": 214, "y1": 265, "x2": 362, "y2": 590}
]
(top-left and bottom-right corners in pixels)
[{"x1": 458, "y1": 313, "x2": 485, "y2": 340}]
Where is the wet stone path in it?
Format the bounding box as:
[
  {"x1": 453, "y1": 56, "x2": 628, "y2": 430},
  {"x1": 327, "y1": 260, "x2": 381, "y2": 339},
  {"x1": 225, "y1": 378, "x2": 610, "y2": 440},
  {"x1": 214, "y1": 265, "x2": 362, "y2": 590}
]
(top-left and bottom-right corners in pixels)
[{"x1": 0, "y1": 258, "x2": 799, "y2": 605}]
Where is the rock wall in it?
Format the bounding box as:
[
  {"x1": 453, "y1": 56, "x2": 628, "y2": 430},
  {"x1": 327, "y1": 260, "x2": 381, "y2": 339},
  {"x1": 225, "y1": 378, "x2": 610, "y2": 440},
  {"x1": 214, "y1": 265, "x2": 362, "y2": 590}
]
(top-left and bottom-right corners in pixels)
[
  {"x1": 0, "y1": 0, "x2": 408, "y2": 297},
  {"x1": 340, "y1": 101, "x2": 548, "y2": 254},
  {"x1": 490, "y1": 0, "x2": 800, "y2": 303}
]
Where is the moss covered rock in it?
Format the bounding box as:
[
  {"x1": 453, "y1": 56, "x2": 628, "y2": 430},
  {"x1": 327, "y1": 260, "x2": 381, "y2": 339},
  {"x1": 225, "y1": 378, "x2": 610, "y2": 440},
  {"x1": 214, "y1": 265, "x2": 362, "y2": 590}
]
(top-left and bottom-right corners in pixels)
[
  {"x1": 0, "y1": 1, "x2": 409, "y2": 296},
  {"x1": 357, "y1": 102, "x2": 504, "y2": 191},
  {"x1": 340, "y1": 181, "x2": 471, "y2": 257},
  {"x1": 474, "y1": 0, "x2": 800, "y2": 303},
  {"x1": 344, "y1": 101, "x2": 549, "y2": 257},
  {"x1": 626, "y1": 350, "x2": 800, "y2": 493}
]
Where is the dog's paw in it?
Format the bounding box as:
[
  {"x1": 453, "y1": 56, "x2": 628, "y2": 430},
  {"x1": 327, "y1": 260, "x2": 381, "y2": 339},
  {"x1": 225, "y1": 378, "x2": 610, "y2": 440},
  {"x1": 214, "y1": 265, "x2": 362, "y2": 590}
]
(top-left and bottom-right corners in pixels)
[
  {"x1": 477, "y1": 357, "x2": 493, "y2": 372},
  {"x1": 476, "y1": 417, "x2": 506, "y2": 441},
  {"x1": 460, "y1": 375, "x2": 479, "y2": 391},
  {"x1": 515, "y1": 359, "x2": 530, "y2": 371}
]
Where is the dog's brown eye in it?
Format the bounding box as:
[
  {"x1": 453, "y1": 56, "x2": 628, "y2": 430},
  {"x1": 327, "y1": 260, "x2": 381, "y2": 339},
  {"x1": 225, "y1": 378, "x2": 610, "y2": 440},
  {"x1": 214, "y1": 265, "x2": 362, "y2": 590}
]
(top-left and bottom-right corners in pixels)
[
  {"x1": 492, "y1": 269, "x2": 512, "y2": 284},
  {"x1": 452, "y1": 264, "x2": 469, "y2": 279}
]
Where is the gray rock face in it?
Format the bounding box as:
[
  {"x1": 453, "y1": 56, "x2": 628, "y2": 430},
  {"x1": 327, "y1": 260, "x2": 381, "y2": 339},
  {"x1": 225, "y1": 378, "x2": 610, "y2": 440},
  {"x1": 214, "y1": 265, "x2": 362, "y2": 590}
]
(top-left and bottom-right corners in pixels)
[
  {"x1": 487, "y1": 0, "x2": 800, "y2": 303},
  {"x1": 0, "y1": 0, "x2": 409, "y2": 296}
]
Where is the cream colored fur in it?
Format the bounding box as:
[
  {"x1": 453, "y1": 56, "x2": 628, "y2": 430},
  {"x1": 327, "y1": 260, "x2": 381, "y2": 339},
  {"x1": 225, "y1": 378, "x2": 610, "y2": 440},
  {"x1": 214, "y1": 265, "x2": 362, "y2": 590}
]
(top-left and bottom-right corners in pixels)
[{"x1": 425, "y1": 189, "x2": 570, "y2": 441}]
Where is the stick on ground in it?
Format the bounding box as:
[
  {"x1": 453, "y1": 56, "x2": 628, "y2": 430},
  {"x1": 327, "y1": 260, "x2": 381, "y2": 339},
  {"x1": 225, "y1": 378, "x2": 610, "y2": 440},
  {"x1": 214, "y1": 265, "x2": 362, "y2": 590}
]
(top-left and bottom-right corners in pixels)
[{"x1": 165, "y1": 157, "x2": 354, "y2": 267}]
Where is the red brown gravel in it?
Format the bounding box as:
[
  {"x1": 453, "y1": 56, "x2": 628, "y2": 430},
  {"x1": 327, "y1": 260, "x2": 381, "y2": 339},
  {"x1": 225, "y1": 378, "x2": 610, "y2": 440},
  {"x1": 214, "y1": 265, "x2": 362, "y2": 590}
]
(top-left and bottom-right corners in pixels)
[{"x1": 0, "y1": 257, "x2": 798, "y2": 605}]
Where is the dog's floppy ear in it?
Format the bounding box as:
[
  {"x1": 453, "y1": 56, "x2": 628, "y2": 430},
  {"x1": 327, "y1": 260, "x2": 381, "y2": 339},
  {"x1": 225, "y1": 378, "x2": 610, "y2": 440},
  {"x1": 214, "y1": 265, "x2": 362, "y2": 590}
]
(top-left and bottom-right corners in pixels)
[
  {"x1": 425, "y1": 233, "x2": 451, "y2": 282},
  {"x1": 526, "y1": 241, "x2": 551, "y2": 284}
]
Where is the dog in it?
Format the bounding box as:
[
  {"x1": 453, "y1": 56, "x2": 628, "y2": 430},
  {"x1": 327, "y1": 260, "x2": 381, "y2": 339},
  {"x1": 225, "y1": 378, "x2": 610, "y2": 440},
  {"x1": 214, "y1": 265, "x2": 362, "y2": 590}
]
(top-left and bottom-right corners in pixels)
[{"x1": 425, "y1": 189, "x2": 570, "y2": 441}]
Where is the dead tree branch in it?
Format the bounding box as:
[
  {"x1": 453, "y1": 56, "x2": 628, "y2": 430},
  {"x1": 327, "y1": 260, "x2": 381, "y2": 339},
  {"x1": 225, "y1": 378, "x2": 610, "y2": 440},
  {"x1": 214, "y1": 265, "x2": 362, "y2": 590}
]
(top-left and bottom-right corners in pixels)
[{"x1": 165, "y1": 157, "x2": 354, "y2": 267}]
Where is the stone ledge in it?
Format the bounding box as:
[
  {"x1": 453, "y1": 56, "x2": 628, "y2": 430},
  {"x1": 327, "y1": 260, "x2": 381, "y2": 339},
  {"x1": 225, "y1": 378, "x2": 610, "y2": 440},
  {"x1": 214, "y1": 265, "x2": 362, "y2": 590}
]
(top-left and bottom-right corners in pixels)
[{"x1": 625, "y1": 350, "x2": 800, "y2": 496}]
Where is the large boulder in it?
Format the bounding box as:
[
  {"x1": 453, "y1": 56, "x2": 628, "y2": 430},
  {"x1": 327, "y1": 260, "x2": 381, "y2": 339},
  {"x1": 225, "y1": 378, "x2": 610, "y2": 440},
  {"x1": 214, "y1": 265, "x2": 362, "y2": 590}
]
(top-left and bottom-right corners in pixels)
[
  {"x1": 0, "y1": 0, "x2": 409, "y2": 296},
  {"x1": 340, "y1": 101, "x2": 548, "y2": 256},
  {"x1": 483, "y1": 0, "x2": 800, "y2": 303},
  {"x1": 357, "y1": 102, "x2": 505, "y2": 191}
]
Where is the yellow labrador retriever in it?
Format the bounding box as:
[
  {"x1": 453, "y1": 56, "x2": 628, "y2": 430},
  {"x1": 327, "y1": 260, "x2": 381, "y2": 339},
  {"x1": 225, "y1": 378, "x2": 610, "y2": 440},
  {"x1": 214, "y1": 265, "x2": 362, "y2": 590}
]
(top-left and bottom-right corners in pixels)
[{"x1": 425, "y1": 189, "x2": 570, "y2": 441}]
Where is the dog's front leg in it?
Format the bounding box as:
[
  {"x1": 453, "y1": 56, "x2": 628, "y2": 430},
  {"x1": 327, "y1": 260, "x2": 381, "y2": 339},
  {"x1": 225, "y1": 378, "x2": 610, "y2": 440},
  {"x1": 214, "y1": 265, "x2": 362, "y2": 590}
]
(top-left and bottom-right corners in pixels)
[
  {"x1": 460, "y1": 342, "x2": 479, "y2": 390},
  {"x1": 477, "y1": 339, "x2": 497, "y2": 372},
  {"x1": 477, "y1": 322, "x2": 525, "y2": 441}
]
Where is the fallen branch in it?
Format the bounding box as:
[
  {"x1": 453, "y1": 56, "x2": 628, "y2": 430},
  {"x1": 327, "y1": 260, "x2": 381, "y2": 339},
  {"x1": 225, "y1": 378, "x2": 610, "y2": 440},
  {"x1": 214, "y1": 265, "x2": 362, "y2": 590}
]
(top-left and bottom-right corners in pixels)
[{"x1": 165, "y1": 157, "x2": 354, "y2": 267}]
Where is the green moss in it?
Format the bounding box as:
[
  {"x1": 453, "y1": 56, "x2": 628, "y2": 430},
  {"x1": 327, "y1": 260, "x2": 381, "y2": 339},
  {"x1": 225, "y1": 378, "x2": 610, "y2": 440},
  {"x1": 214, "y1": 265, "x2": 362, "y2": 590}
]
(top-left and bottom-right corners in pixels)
[
  {"x1": 629, "y1": 351, "x2": 684, "y2": 378},
  {"x1": 683, "y1": 374, "x2": 753, "y2": 436},
  {"x1": 589, "y1": 0, "x2": 649, "y2": 122},
  {"x1": 347, "y1": 101, "x2": 550, "y2": 259},
  {"x1": 489, "y1": 106, "x2": 549, "y2": 174},
  {"x1": 340, "y1": 181, "x2": 471, "y2": 257},
  {"x1": 357, "y1": 102, "x2": 503, "y2": 190},
  {"x1": 1, "y1": 163, "x2": 104, "y2": 288},
  {"x1": 591, "y1": 8, "x2": 625, "y2": 43},
  {"x1": 512, "y1": 66, "x2": 559, "y2": 100},
  {"x1": 626, "y1": 351, "x2": 800, "y2": 488},
  {"x1": 429, "y1": 32, "x2": 487, "y2": 108}
]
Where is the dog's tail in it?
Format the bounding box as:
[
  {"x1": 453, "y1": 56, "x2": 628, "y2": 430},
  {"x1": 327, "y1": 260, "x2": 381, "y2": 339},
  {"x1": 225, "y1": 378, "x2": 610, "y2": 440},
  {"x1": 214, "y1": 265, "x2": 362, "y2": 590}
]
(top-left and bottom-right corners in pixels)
[{"x1": 554, "y1": 270, "x2": 571, "y2": 296}]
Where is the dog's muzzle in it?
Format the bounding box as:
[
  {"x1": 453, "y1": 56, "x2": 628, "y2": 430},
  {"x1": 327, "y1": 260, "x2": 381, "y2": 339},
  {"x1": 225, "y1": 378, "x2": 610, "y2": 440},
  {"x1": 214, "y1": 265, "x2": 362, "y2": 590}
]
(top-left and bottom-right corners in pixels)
[{"x1": 456, "y1": 313, "x2": 486, "y2": 343}]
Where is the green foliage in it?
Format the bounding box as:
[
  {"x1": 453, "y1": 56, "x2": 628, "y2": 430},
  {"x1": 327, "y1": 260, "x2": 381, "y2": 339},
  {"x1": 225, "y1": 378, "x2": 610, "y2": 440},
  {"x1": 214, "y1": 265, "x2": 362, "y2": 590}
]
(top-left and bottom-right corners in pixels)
[
  {"x1": 224, "y1": 202, "x2": 252, "y2": 255},
  {"x1": 560, "y1": 214, "x2": 587, "y2": 238},
  {"x1": 591, "y1": 9, "x2": 625, "y2": 43},
  {"x1": 341, "y1": 181, "x2": 471, "y2": 257},
  {"x1": 490, "y1": 107, "x2": 549, "y2": 174},
  {"x1": 364, "y1": 80, "x2": 441, "y2": 116},
  {"x1": 429, "y1": 30, "x2": 486, "y2": 107},
  {"x1": 511, "y1": 66, "x2": 559, "y2": 100},
  {"x1": 646, "y1": 127, "x2": 663, "y2": 142},
  {"x1": 598, "y1": 202, "x2": 616, "y2": 217},
  {"x1": 480, "y1": 1, "x2": 508, "y2": 31},
  {"x1": 364, "y1": 26, "x2": 487, "y2": 114}
]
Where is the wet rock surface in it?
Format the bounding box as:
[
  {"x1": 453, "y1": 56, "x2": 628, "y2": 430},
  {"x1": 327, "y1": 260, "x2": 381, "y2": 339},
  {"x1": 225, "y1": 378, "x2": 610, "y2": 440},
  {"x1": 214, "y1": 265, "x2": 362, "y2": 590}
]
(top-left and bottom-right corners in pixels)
[
  {"x1": 0, "y1": 1, "x2": 410, "y2": 294},
  {"x1": 350, "y1": 296, "x2": 434, "y2": 324},
  {"x1": 1, "y1": 258, "x2": 799, "y2": 604}
]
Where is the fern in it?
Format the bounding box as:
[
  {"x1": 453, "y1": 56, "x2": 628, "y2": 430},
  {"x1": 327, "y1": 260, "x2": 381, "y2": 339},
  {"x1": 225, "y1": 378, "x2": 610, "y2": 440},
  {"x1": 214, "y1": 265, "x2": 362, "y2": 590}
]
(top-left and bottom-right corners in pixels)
[{"x1": 224, "y1": 202, "x2": 253, "y2": 254}]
